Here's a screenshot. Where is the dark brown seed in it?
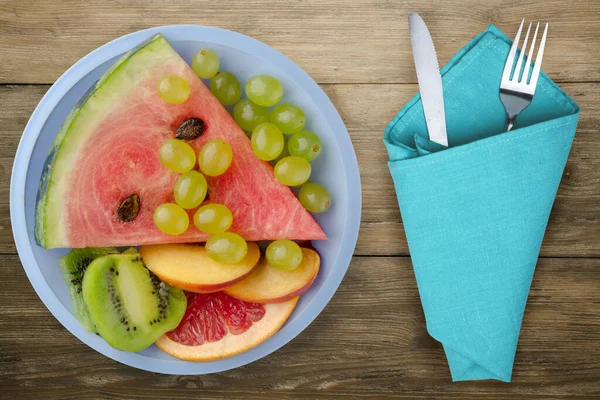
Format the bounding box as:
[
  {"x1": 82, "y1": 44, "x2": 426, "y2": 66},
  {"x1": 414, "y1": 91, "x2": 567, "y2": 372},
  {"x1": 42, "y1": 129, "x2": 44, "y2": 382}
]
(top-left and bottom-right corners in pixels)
[
  {"x1": 117, "y1": 194, "x2": 140, "y2": 222},
  {"x1": 176, "y1": 118, "x2": 205, "y2": 140}
]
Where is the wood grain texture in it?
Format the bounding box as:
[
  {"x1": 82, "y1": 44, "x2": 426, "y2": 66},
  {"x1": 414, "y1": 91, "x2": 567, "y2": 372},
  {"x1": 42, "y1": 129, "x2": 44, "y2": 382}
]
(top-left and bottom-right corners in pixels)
[
  {"x1": 1, "y1": 254, "x2": 599, "y2": 399},
  {"x1": 0, "y1": 0, "x2": 599, "y2": 85},
  {"x1": 1, "y1": 83, "x2": 598, "y2": 256},
  {"x1": 1, "y1": 0, "x2": 600, "y2": 398}
]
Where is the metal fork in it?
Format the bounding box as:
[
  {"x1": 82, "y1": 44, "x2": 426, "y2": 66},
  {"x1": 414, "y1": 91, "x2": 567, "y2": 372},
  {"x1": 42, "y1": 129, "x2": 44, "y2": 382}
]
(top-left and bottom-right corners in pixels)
[{"x1": 500, "y1": 19, "x2": 549, "y2": 131}]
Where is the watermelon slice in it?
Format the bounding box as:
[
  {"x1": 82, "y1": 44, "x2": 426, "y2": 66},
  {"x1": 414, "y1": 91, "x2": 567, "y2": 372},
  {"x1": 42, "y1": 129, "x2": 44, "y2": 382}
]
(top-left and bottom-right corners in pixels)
[{"x1": 35, "y1": 34, "x2": 326, "y2": 248}]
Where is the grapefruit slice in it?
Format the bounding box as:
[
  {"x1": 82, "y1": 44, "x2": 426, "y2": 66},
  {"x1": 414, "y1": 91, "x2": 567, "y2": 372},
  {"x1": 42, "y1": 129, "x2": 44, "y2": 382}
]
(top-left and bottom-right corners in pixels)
[
  {"x1": 156, "y1": 291, "x2": 297, "y2": 361},
  {"x1": 139, "y1": 243, "x2": 261, "y2": 293},
  {"x1": 35, "y1": 34, "x2": 326, "y2": 248},
  {"x1": 224, "y1": 248, "x2": 320, "y2": 303}
]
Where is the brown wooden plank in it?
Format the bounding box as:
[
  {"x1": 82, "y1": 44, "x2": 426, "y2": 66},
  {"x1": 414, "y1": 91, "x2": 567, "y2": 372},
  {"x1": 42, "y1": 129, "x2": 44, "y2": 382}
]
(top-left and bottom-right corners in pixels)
[
  {"x1": 1, "y1": 254, "x2": 599, "y2": 398},
  {"x1": 0, "y1": 0, "x2": 599, "y2": 85},
  {"x1": 1, "y1": 83, "x2": 598, "y2": 256}
]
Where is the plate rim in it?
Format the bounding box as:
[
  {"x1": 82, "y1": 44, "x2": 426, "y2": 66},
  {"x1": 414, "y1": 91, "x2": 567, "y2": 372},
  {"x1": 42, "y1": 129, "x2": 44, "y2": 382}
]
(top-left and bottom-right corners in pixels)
[{"x1": 10, "y1": 24, "x2": 361, "y2": 374}]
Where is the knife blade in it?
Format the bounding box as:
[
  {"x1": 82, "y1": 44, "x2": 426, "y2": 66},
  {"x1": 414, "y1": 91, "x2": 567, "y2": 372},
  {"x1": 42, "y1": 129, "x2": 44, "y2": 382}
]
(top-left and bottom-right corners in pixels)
[{"x1": 408, "y1": 13, "x2": 448, "y2": 147}]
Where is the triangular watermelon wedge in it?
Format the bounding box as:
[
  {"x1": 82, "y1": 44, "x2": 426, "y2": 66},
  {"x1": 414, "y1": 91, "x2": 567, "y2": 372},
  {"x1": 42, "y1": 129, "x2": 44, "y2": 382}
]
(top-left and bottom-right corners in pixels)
[{"x1": 35, "y1": 34, "x2": 326, "y2": 248}]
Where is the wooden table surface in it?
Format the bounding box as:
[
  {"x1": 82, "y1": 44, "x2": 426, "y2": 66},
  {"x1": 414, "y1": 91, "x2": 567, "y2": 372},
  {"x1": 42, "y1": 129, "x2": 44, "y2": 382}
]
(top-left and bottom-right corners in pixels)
[{"x1": 1, "y1": 1, "x2": 599, "y2": 398}]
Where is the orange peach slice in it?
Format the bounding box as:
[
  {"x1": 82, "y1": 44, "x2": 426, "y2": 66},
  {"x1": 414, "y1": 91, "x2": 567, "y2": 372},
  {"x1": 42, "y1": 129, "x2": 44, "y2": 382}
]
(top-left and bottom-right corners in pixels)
[
  {"x1": 224, "y1": 248, "x2": 320, "y2": 303},
  {"x1": 139, "y1": 243, "x2": 260, "y2": 293}
]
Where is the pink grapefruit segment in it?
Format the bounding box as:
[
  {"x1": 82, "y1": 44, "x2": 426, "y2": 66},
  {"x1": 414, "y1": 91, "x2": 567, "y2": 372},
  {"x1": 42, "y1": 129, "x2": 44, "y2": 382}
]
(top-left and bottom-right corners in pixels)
[
  {"x1": 156, "y1": 291, "x2": 298, "y2": 361},
  {"x1": 35, "y1": 34, "x2": 326, "y2": 248}
]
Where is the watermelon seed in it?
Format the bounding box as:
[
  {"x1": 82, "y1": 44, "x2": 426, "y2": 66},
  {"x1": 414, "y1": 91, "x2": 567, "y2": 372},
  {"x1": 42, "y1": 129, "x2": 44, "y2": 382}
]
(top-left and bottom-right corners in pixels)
[
  {"x1": 117, "y1": 194, "x2": 140, "y2": 222},
  {"x1": 176, "y1": 118, "x2": 205, "y2": 140}
]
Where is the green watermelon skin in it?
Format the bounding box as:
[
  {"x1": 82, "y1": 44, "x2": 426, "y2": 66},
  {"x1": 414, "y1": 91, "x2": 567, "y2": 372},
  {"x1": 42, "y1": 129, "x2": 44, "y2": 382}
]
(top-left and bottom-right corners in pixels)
[{"x1": 35, "y1": 34, "x2": 326, "y2": 248}]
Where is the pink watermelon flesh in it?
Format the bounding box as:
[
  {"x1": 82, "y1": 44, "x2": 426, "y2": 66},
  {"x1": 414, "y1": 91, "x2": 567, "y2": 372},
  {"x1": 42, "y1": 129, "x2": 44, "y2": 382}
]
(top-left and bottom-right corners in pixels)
[{"x1": 42, "y1": 36, "x2": 326, "y2": 248}]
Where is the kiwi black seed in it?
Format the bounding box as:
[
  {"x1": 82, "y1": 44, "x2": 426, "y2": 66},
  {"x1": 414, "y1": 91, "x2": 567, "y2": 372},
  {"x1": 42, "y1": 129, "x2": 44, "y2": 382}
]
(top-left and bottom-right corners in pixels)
[
  {"x1": 58, "y1": 247, "x2": 119, "y2": 332},
  {"x1": 81, "y1": 249, "x2": 186, "y2": 352}
]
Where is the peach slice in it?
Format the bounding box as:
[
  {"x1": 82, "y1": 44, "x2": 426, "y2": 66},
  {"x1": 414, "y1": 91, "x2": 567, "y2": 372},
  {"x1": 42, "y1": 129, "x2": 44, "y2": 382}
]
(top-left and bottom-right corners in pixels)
[
  {"x1": 224, "y1": 248, "x2": 320, "y2": 303},
  {"x1": 139, "y1": 243, "x2": 260, "y2": 293}
]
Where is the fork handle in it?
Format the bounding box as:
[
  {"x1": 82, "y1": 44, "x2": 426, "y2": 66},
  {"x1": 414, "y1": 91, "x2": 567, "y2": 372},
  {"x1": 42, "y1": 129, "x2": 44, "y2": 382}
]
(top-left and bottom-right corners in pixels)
[{"x1": 505, "y1": 116, "x2": 517, "y2": 132}]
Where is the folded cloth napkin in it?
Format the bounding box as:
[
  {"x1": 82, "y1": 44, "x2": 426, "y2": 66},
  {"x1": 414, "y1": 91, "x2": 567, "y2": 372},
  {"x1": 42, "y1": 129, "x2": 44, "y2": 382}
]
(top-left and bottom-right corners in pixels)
[{"x1": 383, "y1": 25, "x2": 580, "y2": 382}]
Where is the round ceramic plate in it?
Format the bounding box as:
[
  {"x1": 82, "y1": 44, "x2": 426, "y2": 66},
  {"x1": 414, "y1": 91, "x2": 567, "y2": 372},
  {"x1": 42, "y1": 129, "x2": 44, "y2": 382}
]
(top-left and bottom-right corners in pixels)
[{"x1": 10, "y1": 25, "x2": 361, "y2": 374}]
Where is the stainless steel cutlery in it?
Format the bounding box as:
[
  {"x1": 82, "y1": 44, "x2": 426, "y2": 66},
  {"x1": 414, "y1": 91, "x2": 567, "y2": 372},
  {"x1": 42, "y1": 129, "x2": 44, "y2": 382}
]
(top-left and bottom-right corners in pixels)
[
  {"x1": 500, "y1": 19, "x2": 549, "y2": 131},
  {"x1": 408, "y1": 13, "x2": 448, "y2": 147},
  {"x1": 408, "y1": 15, "x2": 549, "y2": 142}
]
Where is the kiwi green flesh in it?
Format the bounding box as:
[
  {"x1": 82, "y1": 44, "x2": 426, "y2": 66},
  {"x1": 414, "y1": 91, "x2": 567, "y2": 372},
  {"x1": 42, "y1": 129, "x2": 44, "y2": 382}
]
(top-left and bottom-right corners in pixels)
[
  {"x1": 58, "y1": 247, "x2": 118, "y2": 332},
  {"x1": 82, "y1": 252, "x2": 186, "y2": 352},
  {"x1": 122, "y1": 247, "x2": 139, "y2": 256}
]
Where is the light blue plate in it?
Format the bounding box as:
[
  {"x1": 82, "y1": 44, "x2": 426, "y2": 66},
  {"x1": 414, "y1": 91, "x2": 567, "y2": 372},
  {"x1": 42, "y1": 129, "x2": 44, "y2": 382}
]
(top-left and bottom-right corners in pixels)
[{"x1": 10, "y1": 25, "x2": 361, "y2": 374}]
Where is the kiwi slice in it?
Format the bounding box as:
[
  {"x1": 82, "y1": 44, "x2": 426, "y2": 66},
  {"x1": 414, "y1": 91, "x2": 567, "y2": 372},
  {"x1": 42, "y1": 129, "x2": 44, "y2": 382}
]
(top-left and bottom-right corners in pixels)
[
  {"x1": 82, "y1": 249, "x2": 187, "y2": 352},
  {"x1": 58, "y1": 247, "x2": 118, "y2": 332}
]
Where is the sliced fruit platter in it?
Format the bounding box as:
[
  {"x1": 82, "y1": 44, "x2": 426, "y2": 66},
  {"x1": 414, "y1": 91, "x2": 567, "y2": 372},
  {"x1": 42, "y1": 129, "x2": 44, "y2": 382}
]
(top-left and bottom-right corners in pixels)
[
  {"x1": 12, "y1": 25, "x2": 360, "y2": 373},
  {"x1": 36, "y1": 33, "x2": 334, "y2": 362}
]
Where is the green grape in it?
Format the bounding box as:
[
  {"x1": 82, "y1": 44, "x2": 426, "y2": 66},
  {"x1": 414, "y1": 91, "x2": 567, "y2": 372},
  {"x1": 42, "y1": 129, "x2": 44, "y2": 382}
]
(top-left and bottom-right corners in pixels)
[
  {"x1": 266, "y1": 240, "x2": 303, "y2": 270},
  {"x1": 193, "y1": 204, "x2": 233, "y2": 234},
  {"x1": 174, "y1": 171, "x2": 208, "y2": 209},
  {"x1": 251, "y1": 123, "x2": 284, "y2": 161},
  {"x1": 198, "y1": 139, "x2": 233, "y2": 176},
  {"x1": 209, "y1": 71, "x2": 241, "y2": 105},
  {"x1": 299, "y1": 182, "x2": 331, "y2": 213},
  {"x1": 192, "y1": 49, "x2": 219, "y2": 79},
  {"x1": 288, "y1": 131, "x2": 322, "y2": 161},
  {"x1": 245, "y1": 75, "x2": 283, "y2": 107},
  {"x1": 273, "y1": 156, "x2": 311, "y2": 186},
  {"x1": 158, "y1": 139, "x2": 196, "y2": 173},
  {"x1": 233, "y1": 99, "x2": 269, "y2": 132},
  {"x1": 270, "y1": 104, "x2": 305, "y2": 134},
  {"x1": 153, "y1": 203, "x2": 189, "y2": 236},
  {"x1": 206, "y1": 232, "x2": 248, "y2": 264},
  {"x1": 157, "y1": 75, "x2": 190, "y2": 104},
  {"x1": 270, "y1": 136, "x2": 290, "y2": 166}
]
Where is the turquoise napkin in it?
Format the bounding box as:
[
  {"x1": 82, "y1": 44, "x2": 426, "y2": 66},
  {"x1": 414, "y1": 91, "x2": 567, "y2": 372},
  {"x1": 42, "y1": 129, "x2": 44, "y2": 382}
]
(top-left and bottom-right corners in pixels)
[{"x1": 383, "y1": 25, "x2": 580, "y2": 382}]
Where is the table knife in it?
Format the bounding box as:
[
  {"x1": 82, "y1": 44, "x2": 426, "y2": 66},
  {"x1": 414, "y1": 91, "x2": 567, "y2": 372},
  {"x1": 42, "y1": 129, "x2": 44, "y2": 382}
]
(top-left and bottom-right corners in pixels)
[{"x1": 408, "y1": 13, "x2": 448, "y2": 147}]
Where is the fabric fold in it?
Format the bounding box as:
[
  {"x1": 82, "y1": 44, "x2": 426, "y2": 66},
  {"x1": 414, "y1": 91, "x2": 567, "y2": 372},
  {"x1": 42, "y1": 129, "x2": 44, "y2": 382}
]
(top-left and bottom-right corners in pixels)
[{"x1": 383, "y1": 25, "x2": 580, "y2": 382}]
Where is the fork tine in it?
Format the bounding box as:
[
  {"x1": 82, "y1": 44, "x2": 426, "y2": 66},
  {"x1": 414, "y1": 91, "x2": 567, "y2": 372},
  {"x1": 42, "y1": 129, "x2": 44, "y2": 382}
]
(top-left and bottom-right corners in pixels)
[
  {"x1": 502, "y1": 19, "x2": 524, "y2": 82},
  {"x1": 524, "y1": 22, "x2": 540, "y2": 84},
  {"x1": 514, "y1": 21, "x2": 532, "y2": 82},
  {"x1": 529, "y1": 23, "x2": 549, "y2": 89}
]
